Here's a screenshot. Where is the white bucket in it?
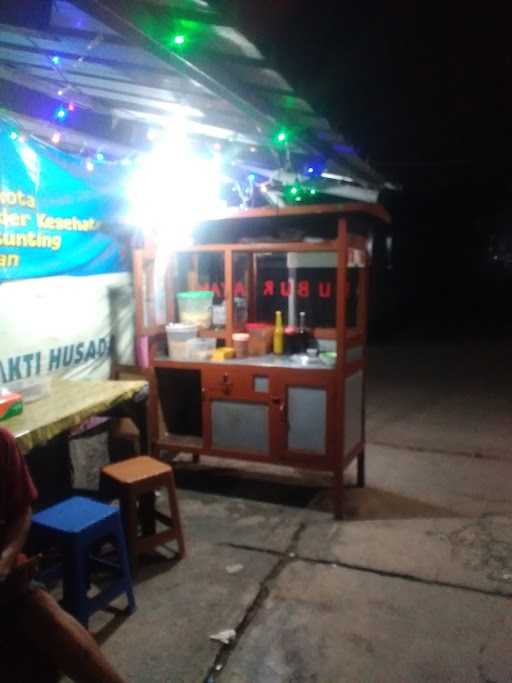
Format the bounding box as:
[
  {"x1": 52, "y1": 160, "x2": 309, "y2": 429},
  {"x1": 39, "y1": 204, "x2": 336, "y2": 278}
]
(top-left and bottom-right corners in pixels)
[{"x1": 165, "y1": 323, "x2": 198, "y2": 360}]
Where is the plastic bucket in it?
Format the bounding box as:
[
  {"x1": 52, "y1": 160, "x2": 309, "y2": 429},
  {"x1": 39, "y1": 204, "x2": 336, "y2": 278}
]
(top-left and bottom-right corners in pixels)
[
  {"x1": 165, "y1": 322, "x2": 198, "y2": 360},
  {"x1": 177, "y1": 291, "x2": 214, "y2": 329}
]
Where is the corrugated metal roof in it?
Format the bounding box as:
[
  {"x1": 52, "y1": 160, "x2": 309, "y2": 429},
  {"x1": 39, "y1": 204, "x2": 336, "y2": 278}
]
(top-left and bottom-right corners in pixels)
[{"x1": 0, "y1": 0, "x2": 387, "y2": 201}]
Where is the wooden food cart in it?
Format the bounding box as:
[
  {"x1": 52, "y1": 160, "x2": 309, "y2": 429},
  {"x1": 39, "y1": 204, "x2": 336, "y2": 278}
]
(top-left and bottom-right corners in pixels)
[{"x1": 133, "y1": 203, "x2": 390, "y2": 518}]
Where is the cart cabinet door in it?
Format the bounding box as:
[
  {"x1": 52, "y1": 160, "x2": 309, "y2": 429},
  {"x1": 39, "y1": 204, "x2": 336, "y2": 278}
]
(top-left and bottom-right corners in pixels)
[
  {"x1": 272, "y1": 372, "x2": 335, "y2": 464},
  {"x1": 210, "y1": 399, "x2": 270, "y2": 454},
  {"x1": 287, "y1": 386, "x2": 327, "y2": 452}
]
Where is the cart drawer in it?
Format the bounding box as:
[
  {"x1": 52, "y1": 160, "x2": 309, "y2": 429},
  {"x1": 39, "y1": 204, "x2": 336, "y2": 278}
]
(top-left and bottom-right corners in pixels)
[{"x1": 202, "y1": 366, "x2": 269, "y2": 398}]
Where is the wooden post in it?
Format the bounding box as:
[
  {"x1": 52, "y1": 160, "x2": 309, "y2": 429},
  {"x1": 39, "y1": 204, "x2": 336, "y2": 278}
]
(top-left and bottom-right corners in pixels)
[{"x1": 334, "y1": 218, "x2": 348, "y2": 519}]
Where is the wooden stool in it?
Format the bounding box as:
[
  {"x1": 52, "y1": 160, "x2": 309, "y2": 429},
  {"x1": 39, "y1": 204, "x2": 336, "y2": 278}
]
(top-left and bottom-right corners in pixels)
[{"x1": 101, "y1": 456, "x2": 185, "y2": 571}]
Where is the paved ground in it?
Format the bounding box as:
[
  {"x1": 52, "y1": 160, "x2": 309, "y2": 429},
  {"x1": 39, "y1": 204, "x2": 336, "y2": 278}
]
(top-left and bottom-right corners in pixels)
[
  {"x1": 366, "y1": 336, "x2": 512, "y2": 460},
  {"x1": 62, "y1": 337, "x2": 512, "y2": 683}
]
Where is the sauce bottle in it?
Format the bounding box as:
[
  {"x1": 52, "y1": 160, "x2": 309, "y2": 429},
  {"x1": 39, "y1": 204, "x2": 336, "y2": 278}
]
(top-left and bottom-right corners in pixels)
[
  {"x1": 297, "y1": 311, "x2": 310, "y2": 353},
  {"x1": 273, "y1": 310, "x2": 284, "y2": 355}
]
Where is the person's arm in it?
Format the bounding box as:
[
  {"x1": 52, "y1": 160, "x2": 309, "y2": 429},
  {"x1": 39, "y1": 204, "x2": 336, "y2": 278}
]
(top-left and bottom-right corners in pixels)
[
  {"x1": 0, "y1": 506, "x2": 32, "y2": 580},
  {"x1": 0, "y1": 427, "x2": 38, "y2": 581}
]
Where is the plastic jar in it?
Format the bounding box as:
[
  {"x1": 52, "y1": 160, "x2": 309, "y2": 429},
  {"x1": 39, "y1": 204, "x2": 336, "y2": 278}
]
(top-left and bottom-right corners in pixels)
[
  {"x1": 232, "y1": 332, "x2": 250, "y2": 358},
  {"x1": 245, "y1": 323, "x2": 274, "y2": 356}
]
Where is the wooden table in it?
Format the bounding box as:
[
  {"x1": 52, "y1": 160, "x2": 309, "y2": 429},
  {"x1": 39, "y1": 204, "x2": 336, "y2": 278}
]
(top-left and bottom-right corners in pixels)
[{"x1": 8, "y1": 378, "x2": 148, "y2": 454}]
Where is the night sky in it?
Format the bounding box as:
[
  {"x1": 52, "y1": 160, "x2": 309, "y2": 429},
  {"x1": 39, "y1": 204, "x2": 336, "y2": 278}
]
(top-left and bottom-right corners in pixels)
[
  {"x1": 225, "y1": 2, "x2": 512, "y2": 186},
  {"x1": 220, "y1": 1, "x2": 512, "y2": 334}
]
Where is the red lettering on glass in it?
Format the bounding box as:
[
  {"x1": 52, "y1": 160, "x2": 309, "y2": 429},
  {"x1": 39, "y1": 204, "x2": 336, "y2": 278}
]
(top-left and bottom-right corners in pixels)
[
  {"x1": 263, "y1": 280, "x2": 275, "y2": 296},
  {"x1": 211, "y1": 282, "x2": 222, "y2": 298},
  {"x1": 297, "y1": 280, "x2": 310, "y2": 298},
  {"x1": 280, "y1": 280, "x2": 292, "y2": 297},
  {"x1": 234, "y1": 281, "x2": 246, "y2": 297},
  {"x1": 318, "y1": 282, "x2": 331, "y2": 298}
]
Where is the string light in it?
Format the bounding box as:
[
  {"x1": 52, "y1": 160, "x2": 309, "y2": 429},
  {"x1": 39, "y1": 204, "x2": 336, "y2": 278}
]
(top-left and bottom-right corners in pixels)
[
  {"x1": 173, "y1": 35, "x2": 186, "y2": 46},
  {"x1": 55, "y1": 107, "x2": 68, "y2": 121},
  {"x1": 1, "y1": 103, "x2": 318, "y2": 212},
  {"x1": 51, "y1": 55, "x2": 60, "y2": 65}
]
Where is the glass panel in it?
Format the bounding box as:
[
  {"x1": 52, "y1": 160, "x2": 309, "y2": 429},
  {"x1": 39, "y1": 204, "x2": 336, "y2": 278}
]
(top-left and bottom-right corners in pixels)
[
  {"x1": 211, "y1": 400, "x2": 268, "y2": 453},
  {"x1": 346, "y1": 268, "x2": 359, "y2": 330},
  {"x1": 141, "y1": 253, "x2": 168, "y2": 328},
  {"x1": 173, "y1": 252, "x2": 225, "y2": 328},
  {"x1": 253, "y1": 376, "x2": 269, "y2": 393},
  {"x1": 232, "y1": 252, "x2": 249, "y2": 331},
  {"x1": 287, "y1": 386, "x2": 326, "y2": 453},
  {"x1": 255, "y1": 252, "x2": 337, "y2": 328},
  {"x1": 346, "y1": 346, "x2": 364, "y2": 364}
]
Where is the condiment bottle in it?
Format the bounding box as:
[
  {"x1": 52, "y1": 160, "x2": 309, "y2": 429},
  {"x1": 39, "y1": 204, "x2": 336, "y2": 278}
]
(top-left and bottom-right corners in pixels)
[
  {"x1": 273, "y1": 310, "x2": 284, "y2": 355},
  {"x1": 297, "y1": 311, "x2": 310, "y2": 353}
]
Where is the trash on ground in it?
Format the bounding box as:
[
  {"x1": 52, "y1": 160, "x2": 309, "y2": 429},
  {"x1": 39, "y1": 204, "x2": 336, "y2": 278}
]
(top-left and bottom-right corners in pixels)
[
  {"x1": 209, "y1": 629, "x2": 236, "y2": 645},
  {"x1": 225, "y1": 563, "x2": 244, "y2": 574}
]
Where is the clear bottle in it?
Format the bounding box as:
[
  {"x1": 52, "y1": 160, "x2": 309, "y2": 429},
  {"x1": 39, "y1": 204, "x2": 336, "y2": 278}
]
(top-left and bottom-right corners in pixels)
[
  {"x1": 273, "y1": 310, "x2": 284, "y2": 355},
  {"x1": 297, "y1": 311, "x2": 310, "y2": 353}
]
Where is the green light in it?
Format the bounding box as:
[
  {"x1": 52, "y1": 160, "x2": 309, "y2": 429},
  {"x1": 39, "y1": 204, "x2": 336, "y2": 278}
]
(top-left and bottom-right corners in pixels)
[
  {"x1": 290, "y1": 187, "x2": 298, "y2": 195},
  {"x1": 277, "y1": 131, "x2": 287, "y2": 143},
  {"x1": 295, "y1": 196, "x2": 302, "y2": 202},
  {"x1": 310, "y1": 189, "x2": 317, "y2": 195},
  {"x1": 173, "y1": 34, "x2": 185, "y2": 46}
]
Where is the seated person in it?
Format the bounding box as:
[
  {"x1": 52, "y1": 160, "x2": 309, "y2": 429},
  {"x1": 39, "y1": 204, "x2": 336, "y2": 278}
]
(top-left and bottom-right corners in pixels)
[{"x1": 0, "y1": 426, "x2": 128, "y2": 683}]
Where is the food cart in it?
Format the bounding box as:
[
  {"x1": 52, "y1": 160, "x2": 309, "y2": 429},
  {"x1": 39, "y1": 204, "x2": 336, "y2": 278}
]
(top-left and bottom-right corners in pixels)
[{"x1": 133, "y1": 202, "x2": 390, "y2": 518}]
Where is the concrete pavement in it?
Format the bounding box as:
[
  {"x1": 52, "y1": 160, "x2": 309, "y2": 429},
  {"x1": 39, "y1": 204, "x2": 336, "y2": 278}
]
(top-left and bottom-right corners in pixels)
[{"x1": 62, "y1": 337, "x2": 512, "y2": 683}]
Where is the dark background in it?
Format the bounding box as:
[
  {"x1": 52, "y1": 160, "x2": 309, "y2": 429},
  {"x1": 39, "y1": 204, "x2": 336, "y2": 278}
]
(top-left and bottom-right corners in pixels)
[{"x1": 216, "y1": 1, "x2": 512, "y2": 338}]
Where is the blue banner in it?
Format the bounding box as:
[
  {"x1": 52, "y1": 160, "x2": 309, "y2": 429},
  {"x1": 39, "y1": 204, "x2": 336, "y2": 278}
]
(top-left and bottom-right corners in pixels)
[{"x1": 0, "y1": 121, "x2": 129, "y2": 280}]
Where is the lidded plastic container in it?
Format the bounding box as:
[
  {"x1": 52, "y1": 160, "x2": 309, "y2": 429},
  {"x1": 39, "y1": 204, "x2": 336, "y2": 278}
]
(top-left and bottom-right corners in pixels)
[
  {"x1": 177, "y1": 291, "x2": 214, "y2": 329},
  {"x1": 165, "y1": 322, "x2": 198, "y2": 360},
  {"x1": 232, "y1": 332, "x2": 249, "y2": 358},
  {"x1": 185, "y1": 337, "x2": 216, "y2": 361}
]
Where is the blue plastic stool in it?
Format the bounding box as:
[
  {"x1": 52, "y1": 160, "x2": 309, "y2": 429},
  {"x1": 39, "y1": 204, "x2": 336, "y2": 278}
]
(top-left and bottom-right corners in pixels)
[{"x1": 31, "y1": 496, "x2": 136, "y2": 628}]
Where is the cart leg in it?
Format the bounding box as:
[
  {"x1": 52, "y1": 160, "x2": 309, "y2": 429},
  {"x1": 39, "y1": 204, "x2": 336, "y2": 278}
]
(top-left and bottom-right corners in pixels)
[
  {"x1": 333, "y1": 468, "x2": 344, "y2": 520},
  {"x1": 356, "y1": 448, "x2": 366, "y2": 488}
]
